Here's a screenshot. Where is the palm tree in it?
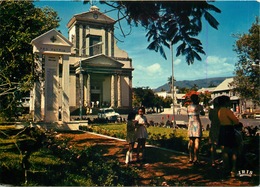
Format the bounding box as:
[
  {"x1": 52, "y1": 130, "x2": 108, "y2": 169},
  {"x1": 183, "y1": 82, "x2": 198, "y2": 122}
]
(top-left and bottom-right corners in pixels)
[
  {"x1": 167, "y1": 75, "x2": 176, "y2": 92},
  {"x1": 191, "y1": 84, "x2": 199, "y2": 91}
]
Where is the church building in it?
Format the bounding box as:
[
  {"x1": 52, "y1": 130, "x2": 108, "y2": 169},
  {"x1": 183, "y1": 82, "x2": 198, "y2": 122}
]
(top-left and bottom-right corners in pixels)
[{"x1": 30, "y1": 6, "x2": 134, "y2": 122}]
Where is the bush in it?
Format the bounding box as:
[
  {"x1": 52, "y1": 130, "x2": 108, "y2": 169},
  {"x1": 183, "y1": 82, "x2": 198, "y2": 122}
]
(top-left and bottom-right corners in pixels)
[
  {"x1": 147, "y1": 132, "x2": 188, "y2": 152},
  {"x1": 0, "y1": 125, "x2": 138, "y2": 186}
]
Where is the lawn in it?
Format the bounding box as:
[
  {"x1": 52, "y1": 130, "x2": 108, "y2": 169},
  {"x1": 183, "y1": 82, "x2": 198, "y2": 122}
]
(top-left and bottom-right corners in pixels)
[
  {"x1": 92, "y1": 123, "x2": 209, "y2": 140},
  {"x1": 90, "y1": 123, "x2": 209, "y2": 153}
]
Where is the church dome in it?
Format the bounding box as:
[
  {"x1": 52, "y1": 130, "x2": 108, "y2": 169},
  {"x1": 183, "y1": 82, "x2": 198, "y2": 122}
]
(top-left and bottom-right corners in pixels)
[{"x1": 90, "y1": 6, "x2": 100, "y2": 12}]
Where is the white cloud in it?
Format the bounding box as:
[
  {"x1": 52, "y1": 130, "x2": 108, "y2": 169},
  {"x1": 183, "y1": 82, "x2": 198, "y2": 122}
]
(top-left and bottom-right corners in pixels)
[
  {"x1": 135, "y1": 63, "x2": 162, "y2": 75},
  {"x1": 147, "y1": 63, "x2": 162, "y2": 75},
  {"x1": 133, "y1": 63, "x2": 166, "y2": 88},
  {"x1": 204, "y1": 56, "x2": 235, "y2": 77},
  {"x1": 170, "y1": 55, "x2": 236, "y2": 81},
  {"x1": 206, "y1": 56, "x2": 228, "y2": 64},
  {"x1": 174, "y1": 58, "x2": 181, "y2": 65}
]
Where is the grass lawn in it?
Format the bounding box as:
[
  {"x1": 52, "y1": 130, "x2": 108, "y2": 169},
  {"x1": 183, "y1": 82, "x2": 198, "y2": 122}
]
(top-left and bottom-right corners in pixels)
[
  {"x1": 92, "y1": 123, "x2": 209, "y2": 141},
  {"x1": 90, "y1": 123, "x2": 210, "y2": 154}
]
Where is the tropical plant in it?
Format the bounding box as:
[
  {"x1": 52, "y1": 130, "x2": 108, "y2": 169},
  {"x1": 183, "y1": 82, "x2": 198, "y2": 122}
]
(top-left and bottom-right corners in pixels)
[
  {"x1": 178, "y1": 87, "x2": 191, "y2": 94},
  {"x1": 183, "y1": 90, "x2": 199, "y2": 106},
  {"x1": 132, "y1": 87, "x2": 171, "y2": 109},
  {"x1": 132, "y1": 87, "x2": 155, "y2": 107},
  {"x1": 167, "y1": 75, "x2": 176, "y2": 88},
  {"x1": 198, "y1": 91, "x2": 212, "y2": 107},
  {"x1": 231, "y1": 18, "x2": 260, "y2": 105}
]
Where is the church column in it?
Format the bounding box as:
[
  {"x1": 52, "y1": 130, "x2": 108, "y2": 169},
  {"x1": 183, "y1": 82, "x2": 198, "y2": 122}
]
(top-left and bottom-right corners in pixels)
[
  {"x1": 129, "y1": 75, "x2": 133, "y2": 108},
  {"x1": 75, "y1": 24, "x2": 79, "y2": 55},
  {"x1": 117, "y1": 75, "x2": 122, "y2": 107},
  {"x1": 61, "y1": 55, "x2": 70, "y2": 122},
  {"x1": 111, "y1": 74, "x2": 115, "y2": 107},
  {"x1": 83, "y1": 74, "x2": 87, "y2": 107},
  {"x1": 87, "y1": 74, "x2": 91, "y2": 107}
]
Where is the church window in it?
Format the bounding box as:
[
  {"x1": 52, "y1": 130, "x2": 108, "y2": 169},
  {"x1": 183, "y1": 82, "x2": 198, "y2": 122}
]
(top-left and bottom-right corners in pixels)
[{"x1": 89, "y1": 35, "x2": 102, "y2": 56}]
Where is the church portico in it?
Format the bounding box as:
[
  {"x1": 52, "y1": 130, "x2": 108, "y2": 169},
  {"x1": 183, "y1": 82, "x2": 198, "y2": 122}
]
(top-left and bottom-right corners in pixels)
[{"x1": 77, "y1": 55, "x2": 132, "y2": 109}]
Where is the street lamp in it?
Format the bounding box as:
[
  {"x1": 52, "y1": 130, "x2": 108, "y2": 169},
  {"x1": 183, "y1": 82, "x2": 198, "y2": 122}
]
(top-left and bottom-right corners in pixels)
[
  {"x1": 75, "y1": 41, "x2": 103, "y2": 120},
  {"x1": 170, "y1": 40, "x2": 176, "y2": 127}
]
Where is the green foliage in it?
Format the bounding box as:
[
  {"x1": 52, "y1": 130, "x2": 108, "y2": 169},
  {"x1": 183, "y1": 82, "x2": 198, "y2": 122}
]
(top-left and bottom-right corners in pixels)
[
  {"x1": 148, "y1": 132, "x2": 188, "y2": 153},
  {"x1": 133, "y1": 87, "x2": 152, "y2": 107},
  {"x1": 232, "y1": 17, "x2": 260, "y2": 105},
  {"x1": 91, "y1": 123, "x2": 209, "y2": 153},
  {"x1": 0, "y1": 1, "x2": 60, "y2": 120},
  {"x1": 132, "y1": 87, "x2": 172, "y2": 108},
  {"x1": 0, "y1": 125, "x2": 137, "y2": 186},
  {"x1": 97, "y1": 1, "x2": 220, "y2": 64},
  {"x1": 178, "y1": 87, "x2": 191, "y2": 94},
  {"x1": 199, "y1": 91, "x2": 212, "y2": 107},
  {"x1": 93, "y1": 123, "x2": 127, "y2": 139}
]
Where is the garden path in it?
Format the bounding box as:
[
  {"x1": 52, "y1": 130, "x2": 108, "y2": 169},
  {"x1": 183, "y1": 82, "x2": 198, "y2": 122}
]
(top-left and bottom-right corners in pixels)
[{"x1": 61, "y1": 131, "x2": 259, "y2": 186}]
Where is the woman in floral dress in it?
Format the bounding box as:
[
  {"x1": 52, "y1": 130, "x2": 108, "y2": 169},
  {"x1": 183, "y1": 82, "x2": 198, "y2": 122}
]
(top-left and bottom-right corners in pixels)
[{"x1": 187, "y1": 94, "x2": 205, "y2": 164}]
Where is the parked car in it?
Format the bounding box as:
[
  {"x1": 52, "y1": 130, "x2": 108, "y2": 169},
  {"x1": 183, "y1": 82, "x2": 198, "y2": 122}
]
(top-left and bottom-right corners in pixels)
[{"x1": 97, "y1": 108, "x2": 120, "y2": 122}]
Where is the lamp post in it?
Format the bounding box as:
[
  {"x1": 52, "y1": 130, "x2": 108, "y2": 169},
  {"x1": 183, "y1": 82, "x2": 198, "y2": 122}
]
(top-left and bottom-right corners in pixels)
[
  {"x1": 170, "y1": 40, "x2": 176, "y2": 127},
  {"x1": 76, "y1": 41, "x2": 103, "y2": 120}
]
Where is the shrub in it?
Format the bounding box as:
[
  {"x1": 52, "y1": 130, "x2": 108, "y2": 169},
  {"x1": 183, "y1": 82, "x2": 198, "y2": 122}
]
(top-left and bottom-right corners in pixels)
[{"x1": 0, "y1": 125, "x2": 138, "y2": 186}]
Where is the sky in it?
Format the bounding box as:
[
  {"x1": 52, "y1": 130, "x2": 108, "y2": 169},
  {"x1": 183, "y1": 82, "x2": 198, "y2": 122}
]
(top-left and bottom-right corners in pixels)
[{"x1": 34, "y1": 0, "x2": 259, "y2": 89}]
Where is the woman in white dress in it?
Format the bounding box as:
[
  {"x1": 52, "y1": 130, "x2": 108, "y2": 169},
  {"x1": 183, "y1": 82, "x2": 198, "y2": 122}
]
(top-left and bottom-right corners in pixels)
[{"x1": 135, "y1": 107, "x2": 149, "y2": 162}]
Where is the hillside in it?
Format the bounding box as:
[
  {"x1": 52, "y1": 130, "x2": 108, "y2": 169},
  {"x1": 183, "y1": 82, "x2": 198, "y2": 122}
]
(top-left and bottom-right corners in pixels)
[{"x1": 154, "y1": 76, "x2": 232, "y2": 92}]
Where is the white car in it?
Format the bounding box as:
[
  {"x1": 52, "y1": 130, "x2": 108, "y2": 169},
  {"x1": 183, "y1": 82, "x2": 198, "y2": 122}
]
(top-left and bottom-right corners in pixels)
[{"x1": 97, "y1": 108, "x2": 120, "y2": 122}]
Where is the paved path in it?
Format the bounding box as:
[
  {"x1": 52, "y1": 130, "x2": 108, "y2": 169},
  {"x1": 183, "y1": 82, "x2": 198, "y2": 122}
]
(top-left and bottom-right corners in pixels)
[{"x1": 61, "y1": 131, "x2": 259, "y2": 186}]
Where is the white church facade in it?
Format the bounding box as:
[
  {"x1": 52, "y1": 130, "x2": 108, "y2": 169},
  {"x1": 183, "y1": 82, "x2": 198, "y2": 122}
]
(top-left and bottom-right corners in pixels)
[{"x1": 30, "y1": 6, "x2": 134, "y2": 122}]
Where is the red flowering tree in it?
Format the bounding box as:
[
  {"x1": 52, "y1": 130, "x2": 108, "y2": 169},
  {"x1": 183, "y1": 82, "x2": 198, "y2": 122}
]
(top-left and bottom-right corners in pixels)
[{"x1": 183, "y1": 90, "x2": 199, "y2": 107}]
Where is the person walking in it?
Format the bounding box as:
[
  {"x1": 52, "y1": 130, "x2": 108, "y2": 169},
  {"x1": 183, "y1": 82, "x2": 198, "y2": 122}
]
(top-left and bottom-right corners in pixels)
[
  {"x1": 208, "y1": 97, "x2": 221, "y2": 167},
  {"x1": 125, "y1": 111, "x2": 136, "y2": 165},
  {"x1": 187, "y1": 94, "x2": 205, "y2": 165},
  {"x1": 217, "y1": 95, "x2": 240, "y2": 177},
  {"x1": 135, "y1": 107, "x2": 149, "y2": 162}
]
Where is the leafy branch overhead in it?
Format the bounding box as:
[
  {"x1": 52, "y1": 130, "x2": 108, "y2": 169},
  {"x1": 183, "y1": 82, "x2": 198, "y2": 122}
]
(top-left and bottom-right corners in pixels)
[{"x1": 87, "y1": 1, "x2": 221, "y2": 64}]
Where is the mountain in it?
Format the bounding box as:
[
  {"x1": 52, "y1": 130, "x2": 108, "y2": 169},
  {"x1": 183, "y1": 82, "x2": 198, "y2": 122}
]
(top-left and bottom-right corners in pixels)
[{"x1": 154, "y1": 76, "x2": 232, "y2": 92}]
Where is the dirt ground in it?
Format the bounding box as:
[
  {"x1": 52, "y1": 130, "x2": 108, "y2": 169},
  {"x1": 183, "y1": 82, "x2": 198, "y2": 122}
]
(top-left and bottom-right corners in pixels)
[{"x1": 60, "y1": 131, "x2": 259, "y2": 186}]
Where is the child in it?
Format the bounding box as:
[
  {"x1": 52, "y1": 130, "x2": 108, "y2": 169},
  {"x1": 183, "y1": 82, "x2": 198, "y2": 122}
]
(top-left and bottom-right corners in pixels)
[
  {"x1": 209, "y1": 97, "x2": 220, "y2": 167},
  {"x1": 125, "y1": 111, "x2": 136, "y2": 165}
]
